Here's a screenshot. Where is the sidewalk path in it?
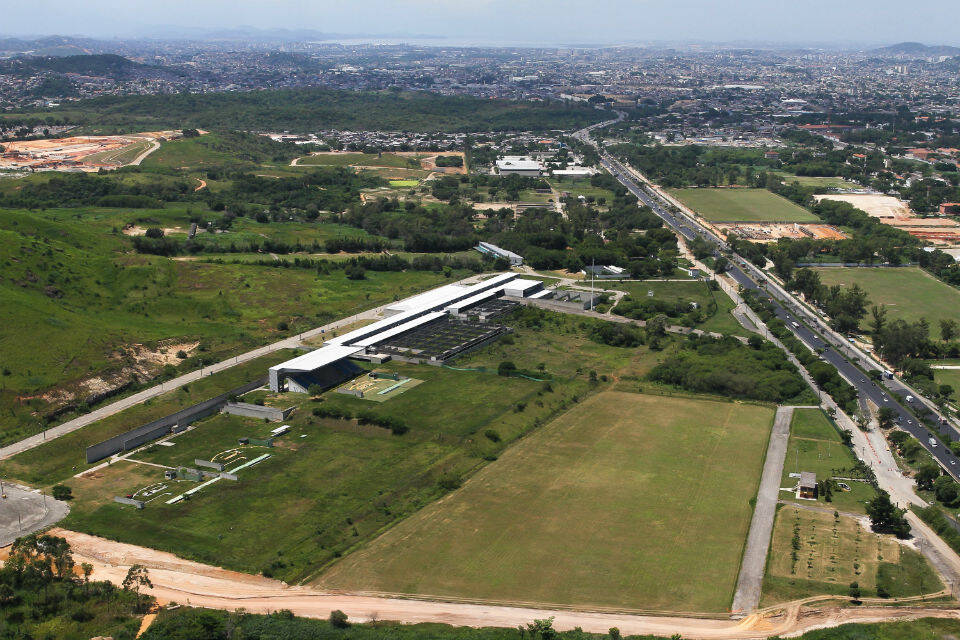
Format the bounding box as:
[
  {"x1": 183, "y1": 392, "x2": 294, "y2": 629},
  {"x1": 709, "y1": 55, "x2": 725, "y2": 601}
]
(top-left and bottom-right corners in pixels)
[{"x1": 731, "y1": 406, "x2": 795, "y2": 614}]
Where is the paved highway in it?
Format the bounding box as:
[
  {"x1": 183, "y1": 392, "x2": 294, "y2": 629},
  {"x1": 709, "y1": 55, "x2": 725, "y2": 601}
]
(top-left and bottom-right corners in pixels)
[{"x1": 575, "y1": 125, "x2": 960, "y2": 481}]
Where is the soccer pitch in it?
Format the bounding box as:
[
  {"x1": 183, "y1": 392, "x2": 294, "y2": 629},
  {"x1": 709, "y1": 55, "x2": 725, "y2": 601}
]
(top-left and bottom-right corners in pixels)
[
  {"x1": 671, "y1": 188, "x2": 820, "y2": 223},
  {"x1": 317, "y1": 391, "x2": 775, "y2": 612}
]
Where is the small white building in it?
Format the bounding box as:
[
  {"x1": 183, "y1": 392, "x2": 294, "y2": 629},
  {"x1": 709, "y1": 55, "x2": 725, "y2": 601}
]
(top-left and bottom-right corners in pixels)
[{"x1": 496, "y1": 156, "x2": 543, "y2": 177}]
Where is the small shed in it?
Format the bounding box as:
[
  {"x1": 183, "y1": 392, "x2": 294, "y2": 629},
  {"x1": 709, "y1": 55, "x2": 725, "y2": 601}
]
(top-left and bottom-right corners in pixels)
[{"x1": 798, "y1": 471, "x2": 817, "y2": 499}]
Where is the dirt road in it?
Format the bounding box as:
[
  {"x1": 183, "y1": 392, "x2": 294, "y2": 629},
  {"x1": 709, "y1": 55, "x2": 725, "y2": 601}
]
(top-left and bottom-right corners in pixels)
[{"x1": 51, "y1": 528, "x2": 960, "y2": 639}]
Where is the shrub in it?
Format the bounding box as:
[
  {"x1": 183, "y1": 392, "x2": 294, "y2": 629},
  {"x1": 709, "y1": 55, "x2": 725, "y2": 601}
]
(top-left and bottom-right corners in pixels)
[
  {"x1": 51, "y1": 484, "x2": 72, "y2": 501},
  {"x1": 437, "y1": 473, "x2": 462, "y2": 491},
  {"x1": 329, "y1": 610, "x2": 350, "y2": 628}
]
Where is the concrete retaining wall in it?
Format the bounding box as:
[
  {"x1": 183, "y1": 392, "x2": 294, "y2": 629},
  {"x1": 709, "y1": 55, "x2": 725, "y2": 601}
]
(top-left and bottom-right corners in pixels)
[
  {"x1": 85, "y1": 376, "x2": 267, "y2": 463},
  {"x1": 195, "y1": 459, "x2": 224, "y2": 472}
]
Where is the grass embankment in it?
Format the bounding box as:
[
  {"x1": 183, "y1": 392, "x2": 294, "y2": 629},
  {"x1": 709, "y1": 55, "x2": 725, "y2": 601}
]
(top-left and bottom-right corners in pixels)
[
  {"x1": 0, "y1": 351, "x2": 295, "y2": 486},
  {"x1": 670, "y1": 187, "x2": 820, "y2": 223},
  {"x1": 0, "y1": 205, "x2": 458, "y2": 443},
  {"x1": 318, "y1": 391, "x2": 775, "y2": 612}
]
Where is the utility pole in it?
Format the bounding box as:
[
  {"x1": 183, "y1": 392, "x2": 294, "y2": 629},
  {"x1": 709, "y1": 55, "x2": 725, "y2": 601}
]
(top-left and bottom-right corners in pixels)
[{"x1": 590, "y1": 259, "x2": 596, "y2": 312}]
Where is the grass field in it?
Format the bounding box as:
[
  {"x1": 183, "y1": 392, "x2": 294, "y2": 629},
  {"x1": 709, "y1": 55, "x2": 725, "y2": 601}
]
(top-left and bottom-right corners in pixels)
[
  {"x1": 670, "y1": 188, "x2": 820, "y2": 223},
  {"x1": 762, "y1": 504, "x2": 941, "y2": 605},
  {"x1": 317, "y1": 391, "x2": 774, "y2": 612},
  {"x1": 456, "y1": 310, "x2": 665, "y2": 380},
  {"x1": 775, "y1": 173, "x2": 862, "y2": 190},
  {"x1": 606, "y1": 279, "x2": 745, "y2": 336},
  {"x1": 298, "y1": 152, "x2": 418, "y2": 169},
  {"x1": 780, "y1": 409, "x2": 876, "y2": 514},
  {"x1": 812, "y1": 267, "x2": 960, "y2": 340},
  {"x1": 547, "y1": 177, "x2": 614, "y2": 204},
  {"x1": 389, "y1": 179, "x2": 420, "y2": 188},
  {"x1": 933, "y1": 368, "x2": 960, "y2": 401},
  {"x1": 61, "y1": 360, "x2": 590, "y2": 582}
]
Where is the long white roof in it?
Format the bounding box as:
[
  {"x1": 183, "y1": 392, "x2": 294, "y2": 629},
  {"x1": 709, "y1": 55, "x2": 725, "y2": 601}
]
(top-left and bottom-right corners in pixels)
[
  {"x1": 269, "y1": 344, "x2": 364, "y2": 375},
  {"x1": 270, "y1": 273, "x2": 519, "y2": 378}
]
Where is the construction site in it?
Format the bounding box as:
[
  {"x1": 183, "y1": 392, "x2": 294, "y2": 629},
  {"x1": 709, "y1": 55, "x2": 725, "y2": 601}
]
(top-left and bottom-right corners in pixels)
[
  {"x1": 816, "y1": 193, "x2": 960, "y2": 246},
  {"x1": 0, "y1": 130, "x2": 181, "y2": 171},
  {"x1": 712, "y1": 222, "x2": 848, "y2": 243}
]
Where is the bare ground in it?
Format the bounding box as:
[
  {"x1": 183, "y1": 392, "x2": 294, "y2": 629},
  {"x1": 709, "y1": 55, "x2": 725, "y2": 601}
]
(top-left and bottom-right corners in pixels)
[{"x1": 46, "y1": 528, "x2": 960, "y2": 639}]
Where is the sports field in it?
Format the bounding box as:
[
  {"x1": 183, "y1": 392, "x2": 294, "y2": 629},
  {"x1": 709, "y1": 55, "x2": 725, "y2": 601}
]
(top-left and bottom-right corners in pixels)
[
  {"x1": 812, "y1": 267, "x2": 960, "y2": 340},
  {"x1": 762, "y1": 505, "x2": 941, "y2": 605},
  {"x1": 774, "y1": 173, "x2": 862, "y2": 190},
  {"x1": 670, "y1": 188, "x2": 819, "y2": 223},
  {"x1": 317, "y1": 391, "x2": 775, "y2": 612},
  {"x1": 389, "y1": 179, "x2": 420, "y2": 188}
]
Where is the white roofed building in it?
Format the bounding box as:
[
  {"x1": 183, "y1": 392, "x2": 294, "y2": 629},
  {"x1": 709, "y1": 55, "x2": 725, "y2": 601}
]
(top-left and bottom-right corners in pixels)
[
  {"x1": 496, "y1": 156, "x2": 543, "y2": 177},
  {"x1": 268, "y1": 273, "x2": 552, "y2": 391}
]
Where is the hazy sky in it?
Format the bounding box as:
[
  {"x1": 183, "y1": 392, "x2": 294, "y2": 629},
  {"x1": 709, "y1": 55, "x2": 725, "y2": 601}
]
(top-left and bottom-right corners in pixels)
[{"x1": 5, "y1": 0, "x2": 959, "y2": 47}]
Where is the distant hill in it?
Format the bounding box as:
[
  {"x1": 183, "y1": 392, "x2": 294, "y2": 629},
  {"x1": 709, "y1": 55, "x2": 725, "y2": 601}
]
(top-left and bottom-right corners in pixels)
[
  {"x1": 0, "y1": 54, "x2": 186, "y2": 81},
  {"x1": 0, "y1": 35, "x2": 96, "y2": 56},
  {"x1": 870, "y1": 42, "x2": 960, "y2": 58},
  {"x1": 4, "y1": 88, "x2": 606, "y2": 133}
]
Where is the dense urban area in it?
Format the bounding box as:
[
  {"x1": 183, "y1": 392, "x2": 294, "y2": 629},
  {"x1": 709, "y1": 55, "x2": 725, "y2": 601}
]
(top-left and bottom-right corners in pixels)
[{"x1": 2, "y1": 26, "x2": 960, "y2": 640}]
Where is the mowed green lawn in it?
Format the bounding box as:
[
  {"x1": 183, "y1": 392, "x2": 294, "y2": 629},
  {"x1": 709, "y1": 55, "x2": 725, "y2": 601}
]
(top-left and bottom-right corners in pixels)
[
  {"x1": 670, "y1": 188, "x2": 819, "y2": 223},
  {"x1": 317, "y1": 391, "x2": 775, "y2": 612},
  {"x1": 812, "y1": 267, "x2": 960, "y2": 340}
]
